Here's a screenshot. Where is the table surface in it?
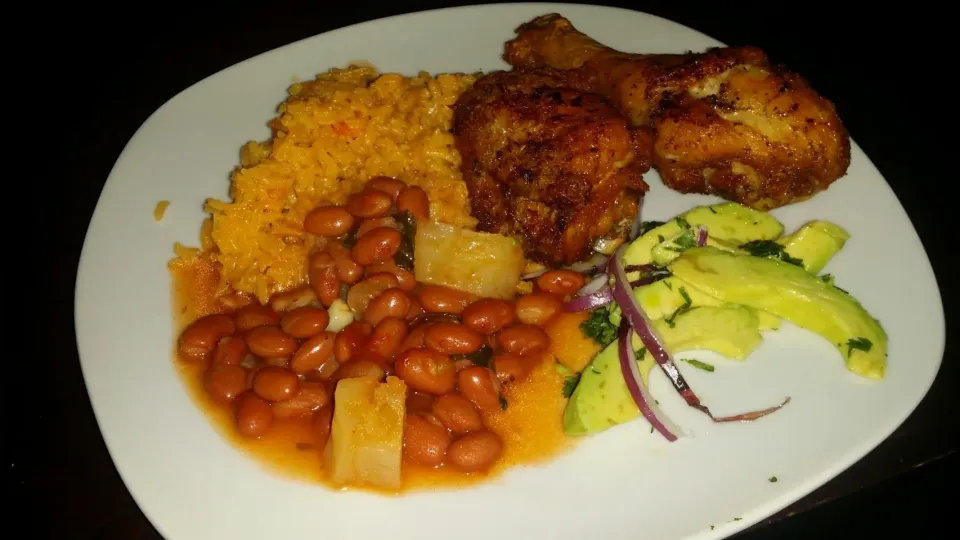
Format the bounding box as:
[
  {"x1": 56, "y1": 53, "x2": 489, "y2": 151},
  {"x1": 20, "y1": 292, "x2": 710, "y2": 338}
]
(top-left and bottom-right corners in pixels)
[{"x1": 15, "y1": 1, "x2": 955, "y2": 538}]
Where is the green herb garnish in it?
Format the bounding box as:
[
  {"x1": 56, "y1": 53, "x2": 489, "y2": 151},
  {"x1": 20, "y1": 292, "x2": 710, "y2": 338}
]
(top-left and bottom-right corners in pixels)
[
  {"x1": 678, "y1": 286, "x2": 692, "y2": 305},
  {"x1": 499, "y1": 396, "x2": 508, "y2": 411},
  {"x1": 393, "y1": 210, "x2": 417, "y2": 270},
  {"x1": 820, "y1": 274, "x2": 834, "y2": 285},
  {"x1": 708, "y1": 207, "x2": 718, "y2": 214},
  {"x1": 682, "y1": 358, "x2": 715, "y2": 372},
  {"x1": 664, "y1": 287, "x2": 693, "y2": 328},
  {"x1": 635, "y1": 347, "x2": 646, "y2": 361},
  {"x1": 846, "y1": 337, "x2": 873, "y2": 357},
  {"x1": 562, "y1": 373, "x2": 581, "y2": 398},
  {"x1": 454, "y1": 345, "x2": 493, "y2": 367},
  {"x1": 394, "y1": 242, "x2": 415, "y2": 270},
  {"x1": 740, "y1": 239, "x2": 781, "y2": 257},
  {"x1": 739, "y1": 239, "x2": 804, "y2": 267},
  {"x1": 675, "y1": 216, "x2": 691, "y2": 229},
  {"x1": 769, "y1": 476, "x2": 778, "y2": 482},
  {"x1": 581, "y1": 307, "x2": 617, "y2": 346},
  {"x1": 780, "y1": 252, "x2": 804, "y2": 266},
  {"x1": 650, "y1": 425, "x2": 655, "y2": 433},
  {"x1": 671, "y1": 229, "x2": 696, "y2": 250},
  {"x1": 639, "y1": 220, "x2": 665, "y2": 235}
]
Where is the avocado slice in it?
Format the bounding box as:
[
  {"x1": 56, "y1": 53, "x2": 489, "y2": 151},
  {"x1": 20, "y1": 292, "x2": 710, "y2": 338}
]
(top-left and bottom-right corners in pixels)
[
  {"x1": 564, "y1": 305, "x2": 763, "y2": 436},
  {"x1": 656, "y1": 305, "x2": 762, "y2": 361},
  {"x1": 669, "y1": 247, "x2": 888, "y2": 380},
  {"x1": 651, "y1": 230, "x2": 743, "y2": 266},
  {"x1": 608, "y1": 276, "x2": 782, "y2": 331},
  {"x1": 624, "y1": 202, "x2": 784, "y2": 266},
  {"x1": 777, "y1": 220, "x2": 850, "y2": 274}
]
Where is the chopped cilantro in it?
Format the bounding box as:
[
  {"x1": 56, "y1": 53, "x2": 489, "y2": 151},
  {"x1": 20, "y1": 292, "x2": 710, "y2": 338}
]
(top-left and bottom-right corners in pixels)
[
  {"x1": 657, "y1": 234, "x2": 665, "y2": 243},
  {"x1": 708, "y1": 207, "x2": 718, "y2": 214},
  {"x1": 635, "y1": 347, "x2": 647, "y2": 361},
  {"x1": 733, "y1": 517, "x2": 742, "y2": 522},
  {"x1": 739, "y1": 239, "x2": 783, "y2": 257},
  {"x1": 846, "y1": 337, "x2": 873, "y2": 357},
  {"x1": 820, "y1": 273, "x2": 834, "y2": 285},
  {"x1": 581, "y1": 308, "x2": 617, "y2": 346},
  {"x1": 639, "y1": 220, "x2": 665, "y2": 236},
  {"x1": 678, "y1": 286, "x2": 692, "y2": 305},
  {"x1": 739, "y1": 239, "x2": 804, "y2": 267},
  {"x1": 591, "y1": 366, "x2": 602, "y2": 374},
  {"x1": 780, "y1": 252, "x2": 804, "y2": 266},
  {"x1": 562, "y1": 373, "x2": 581, "y2": 398},
  {"x1": 664, "y1": 280, "x2": 673, "y2": 290},
  {"x1": 454, "y1": 345, "x2": 492, "y2": 367},
  {"x1": 682, "y1": 358, "x2": 715, "y2": 372},
  {"x1": 499, "y1": 396, "x2": 508, "y2": 410},
  {"x1": 710, "y1": 526, "x2": 715, "y2": 531},
  {"x1": 650, "y1": 425, "x2": 655, "y2": 433},
  {"x1": 769, "y1": 476, "x2": 778, "y2": 482},
  {"x1": 672, "y1": 229, "x2": 696, "y2": 250},
  {"x1": 664, "y1": 306, "x2": 691, "y2": 328},
  {"x1": 675, "y1": 216, "x2": 691, "y2": 229},
  {"x1": 835, "y1": 284, "x2": 850, "y2": 294},
  {"x1": 664, "y1": 287, "x2": 693, "y2": 328}
]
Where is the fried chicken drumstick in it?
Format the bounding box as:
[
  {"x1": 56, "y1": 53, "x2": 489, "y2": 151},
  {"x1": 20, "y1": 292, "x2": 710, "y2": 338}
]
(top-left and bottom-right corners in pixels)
[
  {"x1": 504, "y1": 14, "x2": 851, "y2": 210},
  {"x1": 454, "y1": 70, "x2": 653, "y2": 266}
]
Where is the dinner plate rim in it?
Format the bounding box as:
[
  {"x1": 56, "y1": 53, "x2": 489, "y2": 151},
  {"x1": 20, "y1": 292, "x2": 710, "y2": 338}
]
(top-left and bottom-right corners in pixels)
[{"x1": 74, "y1": 3, "x2": 946, "y2": 540}]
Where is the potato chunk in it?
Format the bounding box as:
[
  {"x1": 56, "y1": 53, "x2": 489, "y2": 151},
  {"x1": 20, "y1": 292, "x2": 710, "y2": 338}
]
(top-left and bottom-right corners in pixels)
[
  {"x1": 414, "y1": 222, "x2": 524, "y2": 299},
  {"x1": 325, "y1": 376, "x2": 407, "y2": 489}
]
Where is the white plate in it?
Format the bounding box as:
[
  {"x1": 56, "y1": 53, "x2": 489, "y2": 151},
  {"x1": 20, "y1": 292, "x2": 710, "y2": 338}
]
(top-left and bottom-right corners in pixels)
[{"x1": 75, "y1": 3, "x2": 945, "y2": 539}]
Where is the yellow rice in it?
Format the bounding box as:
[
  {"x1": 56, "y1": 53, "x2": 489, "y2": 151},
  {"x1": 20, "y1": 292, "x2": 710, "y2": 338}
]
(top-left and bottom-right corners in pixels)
[
  {"x1": 192, "y1": 65, "x2": 477, "y2": 303},
  {"x1": 154, "y1": 200, "x2": 170, "y2": 221}
]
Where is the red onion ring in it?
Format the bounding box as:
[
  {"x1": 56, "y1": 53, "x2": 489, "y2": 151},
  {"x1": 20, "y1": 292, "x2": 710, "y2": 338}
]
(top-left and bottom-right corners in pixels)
[
  {"x1": 610, "y1": 245, "x2": 789, "y2": 424},
  {"x1": 696, "y1": 226, "x2": 708, "y2": 247},
  {"x1": 563, "y1": 287, "x2": 614, "y2": 312},
  {"x1": 521, "y1": 253, "x2": 610, "y2": 280},
  {"x1": 617, "y1": 323, "x2": 681, "y2": 441},
  {"x1": 577, "y1": 274, "x2": 608, "y2": 296}
]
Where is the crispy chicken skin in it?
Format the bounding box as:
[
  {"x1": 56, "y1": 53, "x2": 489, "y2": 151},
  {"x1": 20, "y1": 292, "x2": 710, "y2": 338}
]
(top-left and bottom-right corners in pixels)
[
  {"x1": 454, "y1": 70, "x2": 652, "y2": 266},
  {"x1": 504, "y1": 14, "x2": 851, "y2": 210}
]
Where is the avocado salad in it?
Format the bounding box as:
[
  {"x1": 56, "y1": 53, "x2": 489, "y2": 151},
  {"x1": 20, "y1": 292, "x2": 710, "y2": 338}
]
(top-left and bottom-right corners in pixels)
[{"x1": 557, "y1": 202, "x2": 888, "y2": 440}]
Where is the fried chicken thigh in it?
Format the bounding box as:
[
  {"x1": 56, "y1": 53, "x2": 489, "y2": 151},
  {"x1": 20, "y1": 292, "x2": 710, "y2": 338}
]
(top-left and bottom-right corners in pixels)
[
  {"x1": 454, "y1": 70, "x2": 652, "y2": 266},
  {"x1": 504, "y1": 14, "x2": 851, "y2": 210}
]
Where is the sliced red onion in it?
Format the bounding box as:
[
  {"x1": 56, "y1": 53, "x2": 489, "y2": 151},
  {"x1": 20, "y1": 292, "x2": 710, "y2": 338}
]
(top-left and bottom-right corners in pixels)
[
  {"x1": 624, "y1": 264, "x2": 658, "y2": 274},
  {"x1": 617, "y1": 323, "x2": 681, "y2": 441},
  {"x1": 610, "y1": 245, "x2": 789, "y2": 423},
  {"x1": 696, "y1": 226, "x2": 708, "y2": 247},
  {"x1": 595, "y1": 256, "x2": 610, "y2": 273},
  {"x1": 567, "y1": 252, "x2": 611, "y2": 274},
  {"x1": 521, "y1": 267, "x2": 548, "y2": 280},
  {"x1": 578, "y1": 274, "x2": 608, "y2": 296},
  {"x1": 522, "y1": 253, "x2": 610, "y2": 280},
  {"x1": 563, "y1": 287, "x2": 614, "y2": 312},
  {"x1": 711, "y1": 397, "x2": 792, "y2": 422},
  {"x1": 630, "y1": 269, "x2": 671, "y2": 288}
]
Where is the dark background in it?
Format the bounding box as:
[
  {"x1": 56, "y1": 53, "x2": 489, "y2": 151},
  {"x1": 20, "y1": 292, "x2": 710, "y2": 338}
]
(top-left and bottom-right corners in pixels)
[{"x1": 12, "y1": 1, "x2": 956, "y2": 538}]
